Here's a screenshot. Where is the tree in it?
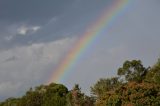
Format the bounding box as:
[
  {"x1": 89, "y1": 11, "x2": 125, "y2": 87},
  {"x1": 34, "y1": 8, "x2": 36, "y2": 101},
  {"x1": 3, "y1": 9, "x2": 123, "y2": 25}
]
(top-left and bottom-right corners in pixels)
[
  {"x1": 18, "y1": 83, "x2": 68, "y2": 106},
  {"x1": 145, "y1": 59, "x2": 160, "y2": 84},
  {"x1": 68, "y1": 84, "x2": 94, "y2": 106},
  {"x1": 91, "y1": 77, "x2": 121, "y2": 98},
  {"x1": 117, "y1": 60, "x2": 148, "y2": 83},
  {"x1": 42, "y1": 83, "x2": 68, "y2": 106}
]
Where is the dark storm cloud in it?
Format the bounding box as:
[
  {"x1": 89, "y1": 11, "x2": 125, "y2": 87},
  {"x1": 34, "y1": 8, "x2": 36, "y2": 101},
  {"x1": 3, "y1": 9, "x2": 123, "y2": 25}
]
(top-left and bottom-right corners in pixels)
[
  {"x1": 0, "y1": 0, "x2": 111, "y2": 50},
  {"x1": 0, "y1": 0, "x2": 73, "y2": 24},
  {"x1": 0, "y1": 0, "x2": 111, "y2": 24}
]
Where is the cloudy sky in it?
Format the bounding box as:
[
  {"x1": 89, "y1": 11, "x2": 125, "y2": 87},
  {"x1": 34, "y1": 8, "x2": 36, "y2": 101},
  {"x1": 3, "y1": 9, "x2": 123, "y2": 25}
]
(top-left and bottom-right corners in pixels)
[{"x1": 0, "y1": 0, "x2": 160, "y2": 100}]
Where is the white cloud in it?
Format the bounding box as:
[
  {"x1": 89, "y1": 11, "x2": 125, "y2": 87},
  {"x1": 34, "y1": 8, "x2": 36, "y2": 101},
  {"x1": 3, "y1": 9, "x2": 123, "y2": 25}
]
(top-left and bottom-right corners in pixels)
[
  {"x1": 17, "y1": 26, "x2": 28, "y2": 35},
  {"x1": 2, "y1": 24, "x2": 41, "y2": 42},
  {"x1": 32, "y1": 26, "x2": 41, "y2": 31},
  {"x1": 17, "y1": 25, "x2": 41, "y2": 35}
]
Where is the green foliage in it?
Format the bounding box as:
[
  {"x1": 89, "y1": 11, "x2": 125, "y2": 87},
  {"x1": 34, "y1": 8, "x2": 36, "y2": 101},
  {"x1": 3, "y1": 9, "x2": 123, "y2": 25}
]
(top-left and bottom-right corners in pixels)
[
  {"x1": 94, "y1": 59, "x2": 160, "y2": 106},
  {"x1": 0, "y1": 98, "x2": 21, "y2": 106},
  {"x1": 0, "y1": 83, "x2": 94, "y2": 106},
  {"x1": 68, "y1": 84, "x2": 94, "y2": 106},
  {"x1": 91, "y1": 77, "x2": 121, "y2": 97},
  {"x1": 42, "y1": 83, "x2": 68, "y2": 106},
  {"x1": 145, "y1": 59, "x2": 160, "y2": 84},
  {"x1": 107, "y1": 95, "x2": 121, "y2": 106},
  {"x1": 0, "y1": 83, "x2": 69, "y2": 106},
  {"x1": 117, "y1": 60, "x2": 148, "y2": 83},
  {"x1": 95, "y1": 82, "x2": 160, "y2": 106},
  {"x1": 1, "y1": 58, "x2": 160, "y2": 106}
]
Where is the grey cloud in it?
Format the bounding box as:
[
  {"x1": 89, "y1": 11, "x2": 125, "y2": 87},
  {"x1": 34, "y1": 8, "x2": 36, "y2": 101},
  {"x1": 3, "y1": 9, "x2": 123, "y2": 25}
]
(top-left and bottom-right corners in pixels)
[
  {"x1": 0, "y1": 0, "x2": 74, "y2": 24},
  {"x1": 17, "y1": 26, "x2": 41, "y2": 35},
  {"x1": 0, "y1": 0, "x2": 111, "y2": 50},
  {"x1": 3, "y1": 56, "x2": 17, "y2": 63},
  {"x1": 56, "y1": 0, "x2": 160, "y2": 94},
  {"x1": 0, "y1": 23, "x2": 41, "y2": 50},
  {"x1": 0, "y1": 0, "x2": 160, "y2": 101},
  {"x1": 0, "y1": 37, "x2": 76, "y2": 100}
]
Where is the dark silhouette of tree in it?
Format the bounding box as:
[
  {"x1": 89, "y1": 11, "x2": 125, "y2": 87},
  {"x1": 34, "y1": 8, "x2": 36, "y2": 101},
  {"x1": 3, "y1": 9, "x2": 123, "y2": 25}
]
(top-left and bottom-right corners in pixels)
[{"x1": 117, "y1": 60, "x2": 148, "y2": 83}]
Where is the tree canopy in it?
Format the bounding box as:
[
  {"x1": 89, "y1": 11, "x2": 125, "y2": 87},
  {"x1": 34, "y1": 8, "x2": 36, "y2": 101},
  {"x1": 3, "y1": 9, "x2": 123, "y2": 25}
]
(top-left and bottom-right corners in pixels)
[{"x1": 1, "y1": 58, "x2": 160, "y2": 106}]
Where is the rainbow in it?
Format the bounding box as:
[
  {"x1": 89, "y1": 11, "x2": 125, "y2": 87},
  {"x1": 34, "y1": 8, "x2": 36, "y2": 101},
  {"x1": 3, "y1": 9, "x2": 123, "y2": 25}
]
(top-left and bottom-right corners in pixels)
[{"x1": 47, "y1": 0, "x2": 130, "y2": 84}]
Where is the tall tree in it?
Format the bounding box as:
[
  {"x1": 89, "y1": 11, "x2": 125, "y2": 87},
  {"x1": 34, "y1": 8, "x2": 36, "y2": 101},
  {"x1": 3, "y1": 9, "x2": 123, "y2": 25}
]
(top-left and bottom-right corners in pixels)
[
  {"x1": 91, "y1": 77, "x2": 120, "y2": 98},
  {"x1": 146, "y1": 58, "x2": 160, "y2": 84},
  {"x1": 68, "y1": 84, "x2": 94, "y2": 106},
  {"x1": 117, "y1": 60, "x2": 148, "y2": 83}
]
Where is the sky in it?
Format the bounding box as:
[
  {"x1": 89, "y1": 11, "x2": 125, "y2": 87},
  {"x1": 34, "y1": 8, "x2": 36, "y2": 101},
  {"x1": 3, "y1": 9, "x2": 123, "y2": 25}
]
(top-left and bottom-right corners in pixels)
[{"x1": 0, "y1": 0, "x2": 160, "y2": 100}]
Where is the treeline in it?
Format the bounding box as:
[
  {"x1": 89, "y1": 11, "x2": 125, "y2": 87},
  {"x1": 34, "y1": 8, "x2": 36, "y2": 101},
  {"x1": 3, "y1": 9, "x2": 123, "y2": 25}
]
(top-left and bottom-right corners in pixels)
[
  {"x1": 0, "y1": 83, "x2": 94, "y2": 106},
  {"x1": 1, "y1": 59, "x2": 160, "y2": 106}
]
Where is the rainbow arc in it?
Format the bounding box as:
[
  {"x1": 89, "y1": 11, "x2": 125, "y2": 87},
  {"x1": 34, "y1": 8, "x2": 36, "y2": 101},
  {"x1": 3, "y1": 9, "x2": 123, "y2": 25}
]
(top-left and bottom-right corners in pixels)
[{"x1": 47, "y1": 0, "x2": 130, "y2": 84}]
